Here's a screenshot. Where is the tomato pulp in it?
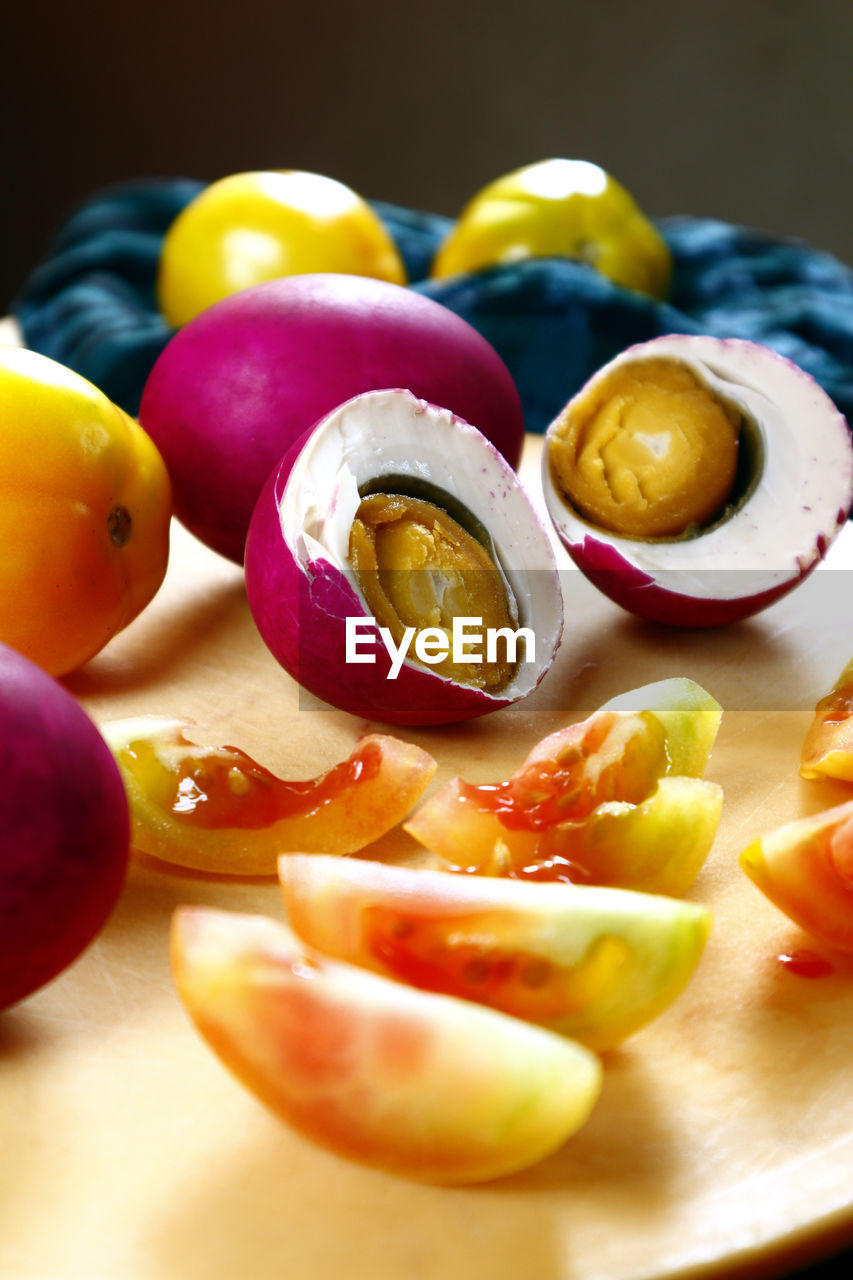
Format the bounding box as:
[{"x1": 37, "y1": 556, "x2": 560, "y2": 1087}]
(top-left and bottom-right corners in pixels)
[
  {"x1": 104, "y1": 718, "x2": 436, "y2": 875},
  {"x1": 404, "y1": 679, "x2": 723, "y2": 895}
]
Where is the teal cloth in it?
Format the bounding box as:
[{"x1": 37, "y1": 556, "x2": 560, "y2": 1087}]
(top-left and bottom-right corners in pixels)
[{"x1": 13, "y1": 179, "x2": 853, "y2": 438}]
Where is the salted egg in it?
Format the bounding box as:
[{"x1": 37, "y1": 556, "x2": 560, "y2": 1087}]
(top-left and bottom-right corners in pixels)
[
  {"x1": 245, "y1": 388, "x2": 563, "y2": 725},
  {"x1": 542, "y1": 335, "x2": 853, "y2": 627}
]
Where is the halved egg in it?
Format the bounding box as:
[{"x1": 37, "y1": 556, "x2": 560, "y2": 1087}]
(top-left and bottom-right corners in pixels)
[
  {"x1": 245, "y1": 388, "x2": 563, "y2": 725},
  {"x1": 542, "y1": 335, "x2": 853, "y2": 627}
]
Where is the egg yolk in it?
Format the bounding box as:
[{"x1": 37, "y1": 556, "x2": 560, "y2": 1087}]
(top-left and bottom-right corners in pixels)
[
  {"x1": 349, "y1": 494, "x2": 518, "y2": 691},
  {"x1": 548, "y1": 357, "x2": 741, "y2": 538}
]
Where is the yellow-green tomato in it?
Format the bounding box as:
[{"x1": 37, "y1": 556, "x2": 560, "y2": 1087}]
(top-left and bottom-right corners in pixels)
[
  {"x1": 431, "y1": 158, "x2": 672, "y2": 298},
  {"x1": 157, "y1": 170, "x2": 407, "y2": 327}
]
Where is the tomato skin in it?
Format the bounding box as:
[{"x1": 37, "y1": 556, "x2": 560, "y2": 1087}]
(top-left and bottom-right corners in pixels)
[
  {"x1": 0, "y1": 348, "x2": 171, "y2": 677},
  {"x1": 157, "y1": 171, "x2": 407, "y2": 327},
  {"x1": 801, "y1": 657, "x2": 853, "y2": 781},
  {"x1": 279, "y1": 855, "x2": 711, "y2": 1051},
  {"x1": 404, "y1": 774, "x2": 722, "y2": 895},
  {"x1": 404, "y1": 679, "x2": 723, "y2": 893},
  {"x1": 740, "y1": 800, "x2": 853, "y2": 951},
  {"x1": 431, "y1": 159, "x2": 672, "y2": 299},
  {"x1": 103, "y1": 717, "x2": 436, "y2": 875},
  {"x1": 170, "y1": 907, "x2": 603, "y2": 1184}
]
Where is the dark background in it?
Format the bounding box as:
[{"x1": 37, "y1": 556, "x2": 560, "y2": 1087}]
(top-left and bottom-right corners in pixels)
[
  {"x1": 4, "y1": 3, "x2": 853, "y2": 1275},
  {"x1": 3, "y1": 1, "x2": 853, "y2": 310}
]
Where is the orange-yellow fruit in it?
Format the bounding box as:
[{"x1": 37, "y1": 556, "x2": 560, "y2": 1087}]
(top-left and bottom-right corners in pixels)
[{"x1": 0, "y1": 347, "x2": 171, "y2": 676}]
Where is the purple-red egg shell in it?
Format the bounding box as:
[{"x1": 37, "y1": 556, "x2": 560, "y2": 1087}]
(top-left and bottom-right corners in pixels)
[
  {"x1": 0, "y1": 644, "x2": 130, "y2": 1010},
  {"x1": 245, "y1": 444, "x2": 517, "y2": 726},
  {"x1": 139, "y1": 273, "x2": 526, "y2": 564}
]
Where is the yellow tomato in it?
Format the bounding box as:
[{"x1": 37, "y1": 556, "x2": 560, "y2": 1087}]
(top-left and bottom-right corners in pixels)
[
  {"x1": 0, "y1": 347, "x2": 171, "y2": 677},
  {"x1": 157, "y1": 170, "x2": 408, "y2": 327},
  {"x1": 431, "y1": 158, "x2": 672, "y2": 298}
]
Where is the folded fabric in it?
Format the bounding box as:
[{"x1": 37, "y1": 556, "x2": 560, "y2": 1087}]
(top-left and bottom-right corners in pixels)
[{"x1": 13, "y1": 179, "x2": 853, "y2": 437}]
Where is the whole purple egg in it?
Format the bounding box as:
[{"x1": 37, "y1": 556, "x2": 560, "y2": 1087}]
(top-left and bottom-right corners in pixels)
[
  {"x1": 0, "y1": 644, "x2": 130, "y2": 1010},
  {"x1": 139, "y1": 273, "x2": 526, "y2": 564},
  {"x1": 245, "y1": 388, "x2": 562, "y2": 726}
]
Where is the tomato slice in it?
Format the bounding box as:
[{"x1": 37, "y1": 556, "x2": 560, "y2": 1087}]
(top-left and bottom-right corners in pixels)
[
  {"x1": 103, "y1": 717, "x2": 436, "y2": 875},
  {"x1": 404, "y1": 678, "x2": 722, "y2": 892},
  {"x1": 171, "y1": 906, "x2": 603, "y2": 1184},
  {"x1": 458, "y1": 709, "x2": 669, "y2": 832},
  {"x1": 801, "y1": 656, "x2": 853, "y2": 782},
  {"x1": 157, "y1": 170, "x2": 407, "y2": 328},
  {"x1": 279, "y1": 855, "x2": 711, "y2": 1051},
  {"x1": 740, "y1": 799, "x2": 853, "y2": 952}
]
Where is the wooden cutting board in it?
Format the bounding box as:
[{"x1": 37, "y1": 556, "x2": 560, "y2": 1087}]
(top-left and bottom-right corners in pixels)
[{"x1": 3, "y1": 427, "x2": 853, "y2": 1280}]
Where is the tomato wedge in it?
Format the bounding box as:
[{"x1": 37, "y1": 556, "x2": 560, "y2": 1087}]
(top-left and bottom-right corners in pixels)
[
  {"x1": 171, "y1": 906, "x2": 603, "y2": 1184},
  {"x1": 801, "y1": 656, "x2": 853, "y2": 782},
  {"x1": 404, "y1": 678, "x2": 722, "y2": 893},
  {"x1": 279, "y1": 855, "x2": 711, "y2": 1050},
  {"x1": 740, "y1": 799, "x2": 853, "y2": 952},
  {"x1": 103, "y1": 717, "x2": 436, "y2": 875}
]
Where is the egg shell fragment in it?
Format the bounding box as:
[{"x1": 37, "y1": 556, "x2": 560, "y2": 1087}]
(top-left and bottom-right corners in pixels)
[
  {"x1": 139, "y1": 272, "x2": 527, "y2": 563},
  {"x1": 542, "y1": 335, "x2": 853, "y2": 627},
  {"x1": 244, "y1": 388, "x2": 563, "y2": 726}
]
